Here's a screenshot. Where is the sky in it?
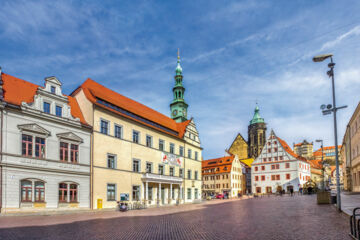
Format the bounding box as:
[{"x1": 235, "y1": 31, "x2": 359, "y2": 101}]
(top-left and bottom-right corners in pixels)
[{"x1": 0, "y1": 0, "x2": 360, "y2": 159}]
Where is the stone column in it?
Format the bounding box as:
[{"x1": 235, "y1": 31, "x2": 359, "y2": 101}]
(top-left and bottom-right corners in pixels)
[
  {"x1": 159, "y1": 183, "x2": 162, "y2": 206},
  {"x1": 180, "y1": 185, "x2": 183, "y2": 202},
  {"x1": 145, "y1": 181, "x2": 148, "y2": 205},
  {"x1": 170, "y1": 183, "x2": 173, "y2": 202}
]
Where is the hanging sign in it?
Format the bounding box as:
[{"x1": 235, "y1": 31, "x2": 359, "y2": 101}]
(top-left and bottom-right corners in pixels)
[{"x1": 162, "y1": 153, "x2": 182, "y2": 166}]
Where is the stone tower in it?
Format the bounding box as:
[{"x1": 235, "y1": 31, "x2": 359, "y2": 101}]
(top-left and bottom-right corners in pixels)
[
  {"x1": 170, "y1": 49, "x2": 188, "y2": 122},
  {"x1": 248, "y1": 105, "x2": 267, "y2": 159}
]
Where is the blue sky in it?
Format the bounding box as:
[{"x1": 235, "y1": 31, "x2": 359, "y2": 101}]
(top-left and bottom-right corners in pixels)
[{"x1": 1, "y1": 0, "x2": 360, "y2": 159}]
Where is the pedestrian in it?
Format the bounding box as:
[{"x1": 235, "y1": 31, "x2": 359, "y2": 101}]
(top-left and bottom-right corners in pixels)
[{"x1": 290, "y1": 188, "x2": 294, "y2": 196}]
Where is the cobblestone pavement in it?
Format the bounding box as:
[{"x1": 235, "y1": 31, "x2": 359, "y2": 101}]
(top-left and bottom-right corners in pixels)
[{"x1": 0, "y1": 195, "x2": 350, "y2": 240}]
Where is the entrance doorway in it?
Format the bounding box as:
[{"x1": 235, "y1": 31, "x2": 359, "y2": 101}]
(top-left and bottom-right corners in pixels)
[
  {"x1": 256, "y1": 187, "x2": 261, "y2": 193},
  {"x1": 266, "y1": 187, "x2": 272, "y2": 193},
  {"x1": 286, "y1": 185, "x2": 293, "y2": 193}
]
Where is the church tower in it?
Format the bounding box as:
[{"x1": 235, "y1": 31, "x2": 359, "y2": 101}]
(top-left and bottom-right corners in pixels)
[
  {"x1": 170, "y1": 50, "x2": 188, "y2": 122},
  {"x1": 248, "y1": 105, "x2": 267, "y2": 159}
]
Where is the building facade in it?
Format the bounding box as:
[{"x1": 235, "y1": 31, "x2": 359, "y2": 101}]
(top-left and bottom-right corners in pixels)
[
  {"x1": 0, "y1": 72, "x2": 91, "y2": 213},
  {"x1": 72, "y1": 56, "x2": 202, "y2": 209},
  {"x1": 202, "y1": 154, "x2": 243, "y2": 198},
  {"x1": 252, "y1": 130, "x2": 311, "y2": 194},
  {"x1": 248, "y1": 105, "x2": 267, "y2": 159},
  {"x1": 341, "y1": 101, "x2": 360, "y2": 192},
  {"x1": 228, "y1": 134, "x2": 248, "y2": 160},
  {"x1": 313, "y1": 146, "x2": 341, "y2": 164},
  {"x1": 293, "y1": 140, "x2": 313, "y2": 159}
]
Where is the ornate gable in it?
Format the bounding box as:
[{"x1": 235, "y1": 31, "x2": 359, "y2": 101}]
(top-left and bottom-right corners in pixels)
[
  {"x1": 183, "y1": 119, "x2": 201, "y2": 147},
  {"x1": 56, "y1": 132, "x2": 84, "y2": 143},
  {"x1": 17, "y1": 123, "x2": 51, "y2": 136}
]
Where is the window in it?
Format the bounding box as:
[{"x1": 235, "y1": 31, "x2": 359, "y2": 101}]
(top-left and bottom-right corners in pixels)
[
  {"x1": 21, "y1": 180, "x2": 32, "y2": 202},
  {"x1": 276, "y1": 175, "x2": 280, "y2": 180},
  {"x1": 132, "y1": 130, "x2": 140, "y2": 143},
  {"x1": 132, "y1": 186, "x2": 140, "y2": 201},
  {"x1": 43, "y1": 102, "x2": 50, "y2": 114},
  {"x1": 255, "y1": 176, "x2": 259, "y2": 181},
  {"x1": 35, "y1": 137, "x2": 45, "y2": 158},
  {"x1": 261, "y1": 175, "x2": 265, "y2": 181},
  {"x1": 179, "y1": 146, "x2": 184, "y2": 156},
  {"x1": 195, "y1": 151, "x2": 198, "y2": 160},
  {"x1": 268, "y1": 149, "x2": 271, "y2": 153},
  {"x1": 169, "y1": 167, "x2": 174, "y2": 176},
  {"x1": 280, "y1": 156, "x2": 283, "y2": 160},
  {"x1": 194, "y1": 189, "x2": 198, "y2": 199},
  {"x1": 69, "y1": 144, "x2": 79, "y2": 163},
  {"x1": 274, "y1": 147, "x2": 278, "y2": 152},
  {"x1": 187, "y1": 170, "x2": 192, "y2": 179},
  {"x1": 274, "y1": 157, "x2": 278, "y2": 161},
  {"x1": 22, "y1": 134, "x2": 33, "y2": 156},
  {"x1": 100, "y1": 120, "x2": 109, "y2": 134},
  {"x1": 146, "y1": 162, "x2": 152, "y2": 173},
  {"x1": 187, "y1": 188, "x2": 192, "y2": 200},
  {"x1": 195, "y1": 171, "x2": 198, "y2": 180},
  {"x1": 179, "y1": 168, "x2": 184, "y2": 178},
  {"x1": 158, "y1": 164, "x2": 164, "y2": 175},
  {"x1": 188, "y1": 149, "x2": 192, "y2": 158},
  {"x1": 51, "y1": 86, "x2": 56, "y2": 94},
  {"x1": 261, "y1": 166, "x2": 265, "y2": 171},
  {"x1": 108, "y1": 154, "x2": 116, "y2": 169},
  {"x1": 271, "y1": 165, "x2": 275, "y2": 170},
  {"x1": 35, "y1": 181, "x2": 45, "y2": 202},
  {"x1": 276, "y1": 164, "x2": 280, "y2": 169},
  {"x1": 114, "y1": 125, "x2": 122, "y2": 139},
  {"x1": 286, "y1": 174, "x2": 290, "y2": 180},
  {"x1": 107, "y1": 184, "x2": 116, "y2": 201},
  {"x1": 170, "y1": 143, "x2": 175, "y2": 154},
  {"x1": 70, "y1": 184, "x2": 78, "y2": 202},
  {"x1": 271, "y1": 175, "x2": 275, "y2": 181},
  {"x1": 60, "y1": 142, "x2": 69, "y2": 161},
  {"x1": 159, "y1": 139, "x2": 164, "y2": 151},
  {"x1": 146, "y1": 135, "x2": 152, "y2": 147},
  {"x1": 133, "y1": 159, "x2": 140, "y2": 172},
  {"x1": 56, "y1": 106, "x2": 62, "y2": 117},
  {"x1": 263, "y1": 158, "x2": 267, "y2": 162},
  {"x1": 59, "y1": 183, "x2": 68, "y2": 202},
  {"x1": 255, "y1": 166, "x2": 258, "y2": 171},
  {"x1": 285, "y1": 163, "x2": 290, "y2": 168}
]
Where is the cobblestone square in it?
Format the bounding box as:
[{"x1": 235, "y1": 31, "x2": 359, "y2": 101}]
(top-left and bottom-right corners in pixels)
[{"x1": 0, "y1": 195, "x2": 350, "y2": 240}]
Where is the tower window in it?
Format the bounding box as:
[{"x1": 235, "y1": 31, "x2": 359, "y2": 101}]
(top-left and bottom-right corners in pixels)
[{"x1": 51, "y1": 86, "x2": 56, "y2": 94}]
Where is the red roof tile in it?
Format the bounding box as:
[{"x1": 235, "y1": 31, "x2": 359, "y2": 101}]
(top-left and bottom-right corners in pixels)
[
  {"x1": 2, "y1": 73, "x2": 88, "y2": 125},
  {"x1": 202, "y1": 155, "x2": 234, "y2": 174},
  {"x1": 74, "y1": 78, "x2": 190, "y2": 139},
  {"x1": 277, "y1": 136, "x2": 307, "y2": 162}
]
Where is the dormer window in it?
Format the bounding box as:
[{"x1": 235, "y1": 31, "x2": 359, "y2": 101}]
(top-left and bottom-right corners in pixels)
[
  {"x1": 43, "y1": 102, "x2": 50, "y2": 114},
  {"x1": 51, "y1": 86, "x2": 56, "y2": 94},
  {"x1": 56, "y1": 106, "x2": 62, "y2": 117}
]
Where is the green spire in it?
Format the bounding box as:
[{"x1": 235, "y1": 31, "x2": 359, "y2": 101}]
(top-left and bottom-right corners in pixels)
[
  {"x1": 175, "y1": 48, "x2": 182, "y2": 76},
  {"x1": 170, "y1": 49, "x2": 188, "y2": 123},
  {"x1": 250, "y1": 105, "x2": 265, "y2": 125}
]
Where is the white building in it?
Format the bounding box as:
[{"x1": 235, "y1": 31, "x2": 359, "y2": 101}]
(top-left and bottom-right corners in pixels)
[
  {"x1": 252, "y1": 130, "x2": 311, "y2": 194},
  {"x1": 0, "y1": 71, "x2": 91, "y2": 213}
]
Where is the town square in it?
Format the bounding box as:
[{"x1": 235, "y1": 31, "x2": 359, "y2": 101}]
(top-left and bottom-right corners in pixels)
[{"x1": 0, "y1": 1, "x2": 359, "y2": 239}]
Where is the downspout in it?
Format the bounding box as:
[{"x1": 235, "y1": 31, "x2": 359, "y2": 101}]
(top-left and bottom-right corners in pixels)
[
  {"x1": 0, "y1": 68, "x2": 3, "y2": 213},
  {"x1": 90, "y1": 107, "x2": 94, "y2": 210}
]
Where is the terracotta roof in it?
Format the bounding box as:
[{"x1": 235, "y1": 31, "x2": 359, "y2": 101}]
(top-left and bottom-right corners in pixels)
[
  {"x1": 73, "y1": 78, "x2": 190, "y2": 139},
  {"x1": 314, "y1": 146, "x2": 342, "y2": 153},
  {"x1": 2, "y1": 73, "x2": 88, "y2": 125},
  {"x1": 294, "y1": 143, "x2": 302, "y2": 147},
  {"x1": 202, "y1": 155, "x2": 234, "y2": 174},
  {"x1": 277, "y1": 136, "x2": 307, "y2": 162},
  {"x1": 308, "y1": 159, "x2": 322, "y2": 169}
]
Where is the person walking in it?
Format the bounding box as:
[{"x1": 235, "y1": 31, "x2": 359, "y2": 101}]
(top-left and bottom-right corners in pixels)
[{"x1": 290, "y1": 188, "x2": 294, "y2": 196}]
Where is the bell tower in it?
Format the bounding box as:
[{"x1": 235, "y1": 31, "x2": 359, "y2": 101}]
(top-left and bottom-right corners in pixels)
[
  {"x1": 248, "y1": 105, "x2": 267, "y2": 159},
  {"x1": 170, "y1": 49, "x2": 188, "y2": 122}
]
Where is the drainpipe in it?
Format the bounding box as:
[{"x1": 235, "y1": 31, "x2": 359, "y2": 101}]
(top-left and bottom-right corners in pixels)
[{"x1": 0, "y1": 67, "x2": 4, "y2": 213}]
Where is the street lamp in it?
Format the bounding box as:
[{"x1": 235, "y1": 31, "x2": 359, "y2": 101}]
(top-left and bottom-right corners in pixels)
[
  {"x1": 315, "y1": 139, "x2": 325, "y2": 190},
  {"x1": 313, "y1": 54, "x2": 347, "y2": 212}
]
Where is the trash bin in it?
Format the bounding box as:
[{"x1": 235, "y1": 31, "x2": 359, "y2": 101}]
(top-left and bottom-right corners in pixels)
[
  {"x1": 97, "y1": 199, "x2": 103, "y2": 209},
  {"x1": 330, "y1": 195, "x2": 337, "y2": 204}
]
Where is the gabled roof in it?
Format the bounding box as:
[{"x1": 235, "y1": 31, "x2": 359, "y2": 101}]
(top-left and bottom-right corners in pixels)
[
  {"x1": 228, "y1": 133, "x2": 248, "y2": 150},
  {"x1": 1, "y1": 73, "x2": 87, "y2": 125},
  {"x1": 202, "y1": 155, "x2": 234, "y2": 174},
  {"x1": 72, "y1": 78, "x2": 190, "y2": 139},
  {"x1": 240, "y1": 158, "x2": 254, "y2": 167},
  {"x1": 276, "y1": 136, "x2": 308, "y2": 163}
]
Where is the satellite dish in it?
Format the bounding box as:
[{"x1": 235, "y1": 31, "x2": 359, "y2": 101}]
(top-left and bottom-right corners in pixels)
[{"x1": 320, "y1": 104, "x2": 326, "y2": 110}]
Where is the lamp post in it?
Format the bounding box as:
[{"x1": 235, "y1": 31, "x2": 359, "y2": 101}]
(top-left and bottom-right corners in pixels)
[
  {"x1": 313, "y1": 54, "x2": 347, "y2": 212},
  {"x1": 315, "y1": 139, "x2": 325, "y2": 190}
]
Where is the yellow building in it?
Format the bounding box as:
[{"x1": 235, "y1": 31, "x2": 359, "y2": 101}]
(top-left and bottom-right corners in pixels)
[
  {"x1": 72, "y1": 58, "x2": 202, "y2": 209},
  {"x1": 202, "y1": 154, "x2": 243, "y2": 198},
  {"x1": 293, "y1": 140, "x2": 313, "y2": 159},
  {"x1": 228, "y1": 133, "x2": 248, "y2": 160}
]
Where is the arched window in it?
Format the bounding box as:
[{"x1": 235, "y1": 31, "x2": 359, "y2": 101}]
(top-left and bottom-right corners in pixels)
[
  {"x1": 70, "y1": 184, "x2": 78, "y2": 202},
  {"x1": 21, "y1": 180, "x2": 32, "y2": 202},
  {"x1": 35, "y1": 181, "x2": 45, "y2": 202},
  {"x1": 59, "y1": 183, "x2": 68, "y2": 202}
]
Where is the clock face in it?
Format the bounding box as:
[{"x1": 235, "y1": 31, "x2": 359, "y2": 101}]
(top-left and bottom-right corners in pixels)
[{"x1": 172, "y1": 109, "x2": 178, "y2": 116}]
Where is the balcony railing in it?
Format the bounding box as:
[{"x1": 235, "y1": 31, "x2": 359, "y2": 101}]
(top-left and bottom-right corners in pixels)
[{"x1": 142, "y1": 173, "x2": 183, "y2": 183}]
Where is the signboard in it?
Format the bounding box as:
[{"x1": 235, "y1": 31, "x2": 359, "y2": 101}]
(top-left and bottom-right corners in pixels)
[
  {"x1": 120, "y1": 193, "x2": 129, "y2": 201},
  {"x1": 161, "y1": 153, "x2": 182, "y2": 166}
]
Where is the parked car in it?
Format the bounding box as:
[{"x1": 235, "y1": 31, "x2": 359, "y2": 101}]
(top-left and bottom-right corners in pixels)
[{"x1": 216, "y1": 194, "x2": 224, "y2": 199}]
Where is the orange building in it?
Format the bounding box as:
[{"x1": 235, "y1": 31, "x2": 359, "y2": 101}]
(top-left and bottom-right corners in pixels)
[{"x1": 202, "y1": 154, "x2": 243, "y2": 198}]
